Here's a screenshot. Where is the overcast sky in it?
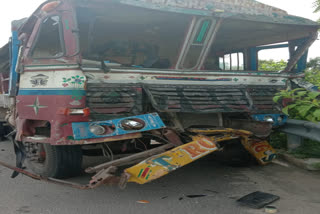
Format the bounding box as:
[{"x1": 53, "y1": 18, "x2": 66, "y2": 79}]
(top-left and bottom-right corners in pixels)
[{"x1": 0, "y1": 0, "x2": 319, "y2": 60}]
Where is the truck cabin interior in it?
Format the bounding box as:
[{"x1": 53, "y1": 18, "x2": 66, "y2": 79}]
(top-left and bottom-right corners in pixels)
[{"x1": 75, "y1": 1, "x2": 319, "y2": 72}]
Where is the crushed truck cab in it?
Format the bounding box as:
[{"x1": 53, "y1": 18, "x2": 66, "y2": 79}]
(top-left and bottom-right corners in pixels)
[{"x1": 0, "y1": 0, "x2": 318, "y2": 187}]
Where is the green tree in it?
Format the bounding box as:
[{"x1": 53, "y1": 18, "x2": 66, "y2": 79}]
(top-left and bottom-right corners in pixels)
[
  {"x1": 314, "y1": 0, "x2": 320, "y2": 12},
  {"x1": 306, "y1": 57, "x2": 320, "y2": 87},
  {"x1": 313, "y1": 0, "x2": 320, "y2": 21},
  {"x1": 258, "y1": 59, "x2": 287, "y2": 72}
]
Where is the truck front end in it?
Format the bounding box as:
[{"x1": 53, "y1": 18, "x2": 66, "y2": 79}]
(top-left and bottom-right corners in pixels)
[{"x1": 2, "y1": 0, "x2": 319, "y2": 186}]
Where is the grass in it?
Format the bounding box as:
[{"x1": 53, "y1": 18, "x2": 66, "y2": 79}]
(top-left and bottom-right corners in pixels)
[
  {"x1": 270, "y1": 132, "x2": 287, "y2": 150},
  {"x1": 270, "y1": 132, "x2": 320, "y2": 159},
  {"x1": 289, "y1": 140, "x2": 320, "y2": 159}
]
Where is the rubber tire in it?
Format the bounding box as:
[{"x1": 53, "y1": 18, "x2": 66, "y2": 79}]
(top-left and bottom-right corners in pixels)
[{"x1": 26, "y1": 144, "x2": 83, "y2": 179}]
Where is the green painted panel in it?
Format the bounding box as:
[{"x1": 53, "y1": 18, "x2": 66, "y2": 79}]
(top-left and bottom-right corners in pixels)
[{"x1": 196, "y1": 20, "x2": 210, "y2": 43}]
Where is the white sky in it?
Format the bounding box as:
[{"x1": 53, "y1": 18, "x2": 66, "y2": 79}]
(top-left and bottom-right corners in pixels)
[{"x1": 0, "y1": 0, "x2": 319, "y2": 61}]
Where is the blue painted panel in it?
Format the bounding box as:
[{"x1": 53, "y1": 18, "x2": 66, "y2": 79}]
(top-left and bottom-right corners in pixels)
[
  {"x1": 72, "y1": 113, "x2": 166, "y2": 140},
  {"x1": 252, "y1": 114, "x2": 288, "y2": 127},
  {"x1": 249, "y1": 47, "x2": 257, "y2": 71},
  {"x1": 9, "y1": 31, "x2": 20, "y2": 96},
  {"x1": 297, "y1": 50, "x2": 308, "y2": 73},
  {"x1": 18, "y1": 89, "x2": 86, "y2": 96}
]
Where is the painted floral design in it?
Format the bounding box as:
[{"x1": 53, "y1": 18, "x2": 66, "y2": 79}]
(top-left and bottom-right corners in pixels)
[{"x1": 62, "y1": 75, "x2": 85, "y2": 88}]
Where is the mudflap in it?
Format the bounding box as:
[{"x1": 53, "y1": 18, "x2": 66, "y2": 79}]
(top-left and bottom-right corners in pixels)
[{"x1": 6, "y1": 130, "x2": 26, "y2": 178}]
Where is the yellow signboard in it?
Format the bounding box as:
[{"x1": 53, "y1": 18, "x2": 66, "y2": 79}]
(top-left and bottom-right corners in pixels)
[
  {"x1": 241, "y1": 139, "x2": 276, "y2": 165},
  {"x1": 125, "y1": 135, "x2": 218, "y2": 184},
  {"x1": 124, "y1": 129, "x2": 276, "y2": 185}
]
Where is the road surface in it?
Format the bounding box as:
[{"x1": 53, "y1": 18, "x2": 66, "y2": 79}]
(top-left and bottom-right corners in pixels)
[{"x1": 0, "y1": 140, "x2": 319, "y2": 214}]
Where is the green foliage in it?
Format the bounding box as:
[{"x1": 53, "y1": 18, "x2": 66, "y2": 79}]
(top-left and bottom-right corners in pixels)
[
  {"x1": 315, "y1": 0, "x2": 320, "y2": 12},
  {"x1": 274, "y1": 88, "x2": 320, "y2": 122},
  {"x1": 290, "y1": 140, "x2": 320, "y2": 159},
  {"x1": 313, "y1": 0, "x2": 320, "y2": 22},
  {"x1": 305, "y1": 57, "x2": 320, "y2": 87},
  {"x1": 258, "y1": 59, "x2": 287, "y2": 72},
  {"x1": 269, "y1": 132, "x2": 287, "y2": 150}
]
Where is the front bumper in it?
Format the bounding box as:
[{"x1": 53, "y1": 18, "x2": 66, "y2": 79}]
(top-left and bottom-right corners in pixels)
[{"x1": 71, "y1": 113, "x2": 166, "y2": 140}]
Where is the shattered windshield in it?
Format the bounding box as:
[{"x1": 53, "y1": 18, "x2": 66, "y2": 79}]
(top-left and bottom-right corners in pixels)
[{"x1": 77, "y1": 5, "x2": 190, "y2": 69}]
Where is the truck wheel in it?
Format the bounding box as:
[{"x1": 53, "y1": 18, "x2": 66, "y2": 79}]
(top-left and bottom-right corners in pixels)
[{"x1": 25, "y1": 143, "x2": 83, "y2": 179}]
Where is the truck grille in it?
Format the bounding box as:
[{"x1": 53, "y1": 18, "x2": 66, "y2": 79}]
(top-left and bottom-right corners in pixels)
[
  {"x1": 86, "y1": 83, "x2": 143, "y2": 120},
  {"x1": 86, "y1": 83, "x2": 283, "y2": 120},
  {"x1": 144, "y1": 85, "x2": 282, "y2": 113}
]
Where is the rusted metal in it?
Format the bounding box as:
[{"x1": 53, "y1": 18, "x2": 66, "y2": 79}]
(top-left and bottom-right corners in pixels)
[
  {"x1": 88, "y1": 166, "x2": 118, "y2": 188},
  {"x1": 23, "y1": 133, "x2": 142, "y2": 145},
  {"x1": 224, "y1": 119, "x2": 273, "y2": 138},
  {"x1": 0, "y1": 159, "x2": 90, "y2": 189},
  {"x1": 188, "y1": 128, "x2": 252, "y2": 136},
  {"x1": 163, "y1": 129, "x2": 183, "y2": 146},
  {"x1": 85, "y1": 143, "x2": 175, "y2": 173}
]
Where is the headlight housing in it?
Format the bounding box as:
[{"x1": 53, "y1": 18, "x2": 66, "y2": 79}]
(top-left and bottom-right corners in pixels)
[
  {"x1": 120, "y1": 119, "x2": 145, "y2": 130},
  {"x1": 89, "y1": 124, "x2": 106, "y2": 135},
  {"x1": 264, "y1": 115, "x2": 274, "y2": 123}
]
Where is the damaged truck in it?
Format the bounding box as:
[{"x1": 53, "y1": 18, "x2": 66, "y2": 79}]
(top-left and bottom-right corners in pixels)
[{"x1": 0, "y1": 0, "x2": 319, "y2": 188}]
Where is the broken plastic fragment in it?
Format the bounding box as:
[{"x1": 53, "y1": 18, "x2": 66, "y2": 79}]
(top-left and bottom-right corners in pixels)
[
  {"x1": 265, "y1": 206, "x2": 278, "y2": 213},
  {"x1": 186, "y1": 194, "x2": 207, "y2": 198},
  {"x1": 136, "y1": 200, "x2": 150, "y2": 204}
]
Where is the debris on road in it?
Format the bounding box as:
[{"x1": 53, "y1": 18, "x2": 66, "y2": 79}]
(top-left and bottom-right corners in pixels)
[
  {"x1": 265, "y1": 205, "x2": 278, "y2": 213},
  {"x1": 204, "y1": 189, "x2": 219, "y2": 194},
  {"x1": 237, "y1": 191, "x2": 280, "y2": 209},
  {"x1": 136, "y1": 200, "x2": 150, "y2": 204},
  {"x1": 186, "y1": 195, "x2": 207, "y2": 198}
]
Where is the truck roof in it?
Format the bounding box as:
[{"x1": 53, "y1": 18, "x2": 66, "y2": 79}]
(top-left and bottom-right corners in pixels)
[
  {"x1": 73, "y1": 0, "x2": 318, "y2": 26},
  {"x1": 0, "y1": 0, "x2": 318, "y2": 73}
]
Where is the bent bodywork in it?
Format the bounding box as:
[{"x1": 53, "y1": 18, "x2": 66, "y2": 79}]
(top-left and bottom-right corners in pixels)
[{"x1": 0, "y1": 0, "x2": 318, "y2": 187}]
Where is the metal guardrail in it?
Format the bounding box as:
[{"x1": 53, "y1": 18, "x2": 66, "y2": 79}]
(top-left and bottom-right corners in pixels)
[{"x1": 280, "y1": 119, "x2": 320, "y2": 150}]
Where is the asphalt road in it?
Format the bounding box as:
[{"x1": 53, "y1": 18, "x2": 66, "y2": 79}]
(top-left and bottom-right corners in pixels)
[{"x1": 0, "y1": 140, "x2": 319, "y2": 214}]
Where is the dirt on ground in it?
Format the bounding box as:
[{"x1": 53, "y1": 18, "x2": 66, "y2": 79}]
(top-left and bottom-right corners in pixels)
[{"x1": 0, "y1": 140, "x2": 319, "y2": 214}]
